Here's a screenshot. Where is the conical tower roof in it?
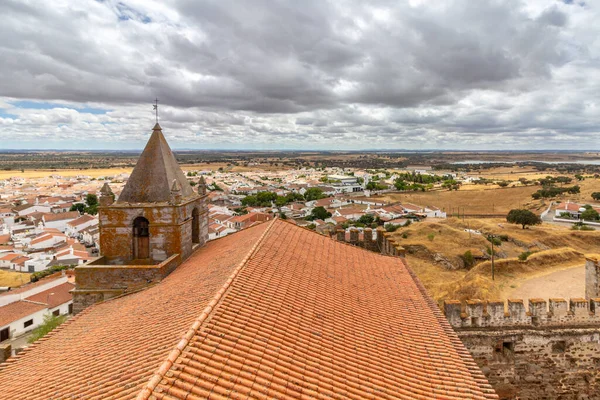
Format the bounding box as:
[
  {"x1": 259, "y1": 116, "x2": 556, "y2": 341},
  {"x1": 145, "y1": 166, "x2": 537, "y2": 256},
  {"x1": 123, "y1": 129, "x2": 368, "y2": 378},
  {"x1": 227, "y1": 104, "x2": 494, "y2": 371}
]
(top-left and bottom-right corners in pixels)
[{"x1": 117, "y1": 123, "x2": 194, "y2": 203}]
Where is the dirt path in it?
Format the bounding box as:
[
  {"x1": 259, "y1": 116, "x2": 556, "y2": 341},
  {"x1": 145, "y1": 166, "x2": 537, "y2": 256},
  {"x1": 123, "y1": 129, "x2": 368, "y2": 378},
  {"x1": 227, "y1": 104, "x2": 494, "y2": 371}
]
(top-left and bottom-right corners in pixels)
[{"x1": 505, "y1": 264, "x2": 585, "y2": 300}]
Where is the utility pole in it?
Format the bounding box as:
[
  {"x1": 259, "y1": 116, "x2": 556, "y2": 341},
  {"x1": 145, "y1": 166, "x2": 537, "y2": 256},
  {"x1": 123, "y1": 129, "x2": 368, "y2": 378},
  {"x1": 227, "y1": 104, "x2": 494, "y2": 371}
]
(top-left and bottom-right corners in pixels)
[{"x1": 488, "y1": 234, "x2": 496, "y2": 281}]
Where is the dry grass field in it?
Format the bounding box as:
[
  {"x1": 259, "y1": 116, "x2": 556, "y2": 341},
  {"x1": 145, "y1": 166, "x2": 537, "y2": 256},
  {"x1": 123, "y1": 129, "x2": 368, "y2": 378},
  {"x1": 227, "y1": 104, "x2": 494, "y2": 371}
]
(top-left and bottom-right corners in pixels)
[
  {"x1": 374, "y1": 185, "x2": 542, "y2": 215},
  {"x1": 0, "y1": 270, "x2": 31, "y2": 288},
  {"x1": 394, "y1": 217, "x2": 600, "y2": 301},
  {"x1": 0, "y1": 168, "x2": 133, "y2": 180},
  {"x1": 0, "y1": 162, "x2": 293, "y2": 180}
]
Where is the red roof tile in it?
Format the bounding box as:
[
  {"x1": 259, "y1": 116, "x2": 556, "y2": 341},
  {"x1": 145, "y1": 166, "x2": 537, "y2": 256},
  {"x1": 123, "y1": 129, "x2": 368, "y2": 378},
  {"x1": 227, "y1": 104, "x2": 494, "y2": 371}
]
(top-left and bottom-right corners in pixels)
[
  {"x1": 0, "y1": 220, "x2": 497, "y2": 399},
  {"x1": 0, "y1": 223, "x2": 270, "y2": 399},
  {"x1": 142, "y1": 220, "x2": 496, "y2": 399},
  {"x1": 0, "y1": 301, "x2": 47, "y2": 327},
  {"x1": 25, "y1": 282, "x2": 75, "y2": 309}
]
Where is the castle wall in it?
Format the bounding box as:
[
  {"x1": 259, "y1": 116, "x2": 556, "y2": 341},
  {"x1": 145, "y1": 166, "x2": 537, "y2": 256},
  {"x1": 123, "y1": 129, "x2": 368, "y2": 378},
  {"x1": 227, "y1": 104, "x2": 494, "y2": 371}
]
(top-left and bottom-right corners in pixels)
[
  {"x1": 444, "y1": 299, "x2": 600, "y2": 399},
  {"x1": 334, "y1": 227, "x2": 406, "y2": 257}
]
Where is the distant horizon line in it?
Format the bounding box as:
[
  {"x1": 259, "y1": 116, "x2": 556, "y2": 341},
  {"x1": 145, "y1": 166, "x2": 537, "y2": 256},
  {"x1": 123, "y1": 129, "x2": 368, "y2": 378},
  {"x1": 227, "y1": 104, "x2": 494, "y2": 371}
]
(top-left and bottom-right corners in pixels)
[{"x1": 0, "y1": 148, "x2": 599, "y2": 153}]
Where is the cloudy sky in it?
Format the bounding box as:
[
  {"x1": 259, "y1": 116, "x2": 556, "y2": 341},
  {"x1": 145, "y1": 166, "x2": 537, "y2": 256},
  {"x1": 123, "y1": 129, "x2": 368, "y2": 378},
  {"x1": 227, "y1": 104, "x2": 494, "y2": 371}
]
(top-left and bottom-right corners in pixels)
[{"x1": 0, "y1": 0, "x2": 598, "y2": 150}]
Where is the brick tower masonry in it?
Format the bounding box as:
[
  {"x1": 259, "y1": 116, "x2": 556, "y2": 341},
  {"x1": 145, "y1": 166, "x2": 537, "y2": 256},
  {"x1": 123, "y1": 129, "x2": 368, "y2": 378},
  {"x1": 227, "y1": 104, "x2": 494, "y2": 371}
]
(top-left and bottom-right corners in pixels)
[{"x1": 71, "y1": 123, "x2": 208, "y2": 313}]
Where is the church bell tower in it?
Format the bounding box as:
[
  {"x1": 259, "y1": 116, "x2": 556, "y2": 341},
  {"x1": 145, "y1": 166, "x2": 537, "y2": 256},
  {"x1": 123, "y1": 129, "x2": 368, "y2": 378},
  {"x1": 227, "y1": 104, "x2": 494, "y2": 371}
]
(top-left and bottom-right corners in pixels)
[{"x1": 72, "y1": 123, "x2": 208, "y2": 313}]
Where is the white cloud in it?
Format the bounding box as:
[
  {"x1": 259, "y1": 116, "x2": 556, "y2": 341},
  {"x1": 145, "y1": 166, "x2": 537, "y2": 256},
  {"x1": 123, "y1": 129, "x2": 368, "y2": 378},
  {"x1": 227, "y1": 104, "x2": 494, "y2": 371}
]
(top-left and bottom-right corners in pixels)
[{"x1": 0, "y1": 0, "x2": 599, "y2": 150}]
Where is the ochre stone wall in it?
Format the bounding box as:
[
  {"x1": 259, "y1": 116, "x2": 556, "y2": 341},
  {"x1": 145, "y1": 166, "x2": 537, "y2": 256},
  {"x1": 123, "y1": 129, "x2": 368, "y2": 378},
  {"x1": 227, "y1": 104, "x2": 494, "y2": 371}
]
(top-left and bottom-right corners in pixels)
[
  {"x1": 445, "y1": 299, "x2": 600, "y2": 399},
  {"x1": 457, "y1": 328, "x2": 600, "y2": 400}
]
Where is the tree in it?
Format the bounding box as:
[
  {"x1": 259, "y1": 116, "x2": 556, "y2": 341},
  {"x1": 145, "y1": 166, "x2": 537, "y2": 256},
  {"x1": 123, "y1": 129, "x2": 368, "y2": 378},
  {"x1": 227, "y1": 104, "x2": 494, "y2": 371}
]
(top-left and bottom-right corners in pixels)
[
  {"x1": 306, "y1": 206, "x2": 332, "y2": 221},
  {"x1": 581, "y1": 209, "x2": 600, "y2": 221},
  {"x1": 275, "y1": 196, "x2": 287, "y2": 208},
  {"x1": 86, "y1": 194, "x2": 98, "y2": 207},
  {"x1": 497, "y1": 181, "x2": 509, "y2": 188},
  {"x1": 304, "y1": 187, "x2": 325, "y2": 201},
  {"x1": 592, "y1": 192, "x2": 600, "y2": 201},
  {"x1": 357, "y1": 214, "x2": 375, "y2": 224},
  {"x1": 70, "y1": 203, "x2": 86, "y2": 214},
  {"x1": 506, "y1": 209, "x2": 542, "y2": 229}
]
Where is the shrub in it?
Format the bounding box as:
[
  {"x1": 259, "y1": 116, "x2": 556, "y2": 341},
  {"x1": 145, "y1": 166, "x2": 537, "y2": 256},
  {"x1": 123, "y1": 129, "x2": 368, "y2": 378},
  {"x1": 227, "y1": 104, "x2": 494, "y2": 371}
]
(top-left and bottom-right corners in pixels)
[
  {"x1": 427, "y1": 233, "x2": 435, "y2": 241},
  {"x1": 402, "y1": 232, "x2": 409, "y2": 239},
  {"x1": 518, "y1": 251, "x2": 533, "y2": 261},
  {"x1": 498, "y1": 234, "x2": 509, "y2": 242},
  {"x1": 31, "y1": 265, "x2": 71, "y2": 282},
  {"x1": 487, "y1": 236, "x2": 502, "y2": 246},
  {"x1": 28, "y1": 313, "x2": 67, "y2": 344},
  {"x1": 461, "y1": 250, "x2": 475, "y2": 269},
  {"x1": 385, "y1": 223, "x2": 399, "y2": 232}
]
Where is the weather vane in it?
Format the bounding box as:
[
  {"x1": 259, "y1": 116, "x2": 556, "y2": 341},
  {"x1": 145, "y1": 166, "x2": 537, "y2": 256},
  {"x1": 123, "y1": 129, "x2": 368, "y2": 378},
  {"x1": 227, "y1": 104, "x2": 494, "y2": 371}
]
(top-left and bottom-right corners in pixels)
[{"x1": 153, "y1": 98, "x2": 159, "y2": 123}]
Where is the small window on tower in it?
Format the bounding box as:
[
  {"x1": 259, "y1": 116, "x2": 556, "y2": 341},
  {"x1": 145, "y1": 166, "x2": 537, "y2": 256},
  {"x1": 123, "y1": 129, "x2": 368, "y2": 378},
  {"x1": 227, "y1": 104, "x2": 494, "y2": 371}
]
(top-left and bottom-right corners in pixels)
[{"x1": 552, "y1": 341, "x2": 566, "y2": 353}]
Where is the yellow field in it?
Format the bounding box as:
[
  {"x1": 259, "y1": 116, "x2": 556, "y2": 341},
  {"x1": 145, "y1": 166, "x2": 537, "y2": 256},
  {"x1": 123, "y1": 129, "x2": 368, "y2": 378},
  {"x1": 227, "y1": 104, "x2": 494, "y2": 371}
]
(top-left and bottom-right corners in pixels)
[
  {"x1": 0, "y1": 168, "x2": 133, "y2": 180},
  {"x1": 0, "y1": 270, "x2": 31, "y2": 288},
  {"x1": 374, "y1": 185, "x2": 541, "y2": 215},
  {"x1": 0, "y1": 162, "x2": 293, "y2": 180}
]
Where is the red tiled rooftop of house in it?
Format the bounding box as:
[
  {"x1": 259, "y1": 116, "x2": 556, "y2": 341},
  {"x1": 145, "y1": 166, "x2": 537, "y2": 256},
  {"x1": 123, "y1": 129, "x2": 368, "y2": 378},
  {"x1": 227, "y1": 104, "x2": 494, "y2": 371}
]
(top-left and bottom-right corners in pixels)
[
  {"x1": 0, "y1": 220, "x2": 497, "y2": 399},
  {"x1": 67, "y1": 214, "x2": 97, "y2": 227},
  {"x1": 42, "y1": 211, "x2": 80, "y2": 223},
  {"x1": 0, "y1": 301, "x2": 47, "y2": 327},
  {"x1": 24, "y1": 282, "x2": 75, "y2": 309}
]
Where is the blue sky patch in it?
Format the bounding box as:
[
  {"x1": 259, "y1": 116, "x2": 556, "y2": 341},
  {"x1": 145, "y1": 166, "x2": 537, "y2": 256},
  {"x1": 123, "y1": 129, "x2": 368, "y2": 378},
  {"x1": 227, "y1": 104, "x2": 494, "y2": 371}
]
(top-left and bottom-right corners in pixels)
[
  {"x1": 0, "y1": 109, "x2": 17, "y2": 119},
  {"x1": 10, "y1": 100, "x2": 108, "y2": 114}
]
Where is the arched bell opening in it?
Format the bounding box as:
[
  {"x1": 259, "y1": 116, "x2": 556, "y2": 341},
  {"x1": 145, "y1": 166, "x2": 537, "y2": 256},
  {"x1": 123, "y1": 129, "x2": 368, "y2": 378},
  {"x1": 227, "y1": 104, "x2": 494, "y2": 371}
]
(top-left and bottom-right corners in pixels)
[{"x1": 192, "y1": 208, "x2": 200, "y2": 244}]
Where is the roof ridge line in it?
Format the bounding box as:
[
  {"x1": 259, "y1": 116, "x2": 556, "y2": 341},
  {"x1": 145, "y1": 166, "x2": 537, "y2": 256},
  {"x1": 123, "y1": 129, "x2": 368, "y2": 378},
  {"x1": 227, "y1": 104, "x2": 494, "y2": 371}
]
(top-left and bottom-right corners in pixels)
[
  {"x1": 135, "y1": 218, "x2": 278, "y2": 400},
  {"x1": 404, "y1": 264, "x2": 498, "y2": 399}
]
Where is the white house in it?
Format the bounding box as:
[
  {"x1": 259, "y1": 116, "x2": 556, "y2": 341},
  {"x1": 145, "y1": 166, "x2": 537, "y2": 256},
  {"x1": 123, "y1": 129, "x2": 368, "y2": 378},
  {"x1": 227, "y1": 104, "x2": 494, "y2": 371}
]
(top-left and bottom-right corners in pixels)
[
  {"x1": 65, "y1": 215, "x2": 98, "y2": 238},
  {"x1": 555, "y1": 201, "x2": 583, "y2": 218},
  {"x1": 22, "y1": 254, "x2": 54, "y2": 273},
  {"x1": 28, "y1": 232, "x2": 67, "y2": 251},
  {"x1": 14, "y1": 204, "x2": 52, "y2": 217},
  {"x1": 42, "y1": 211, "x2": 80, "y2": 232},
  {"x1": 0, "y1": 280, "x2": 74, "y2": 344}
]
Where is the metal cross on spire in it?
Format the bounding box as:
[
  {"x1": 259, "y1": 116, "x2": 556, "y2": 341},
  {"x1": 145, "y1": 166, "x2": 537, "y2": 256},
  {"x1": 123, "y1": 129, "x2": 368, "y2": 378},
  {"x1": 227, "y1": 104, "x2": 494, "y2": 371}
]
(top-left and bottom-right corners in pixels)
[{"x1": 153, "y1": 98, "x2": 159, "y2": 123}]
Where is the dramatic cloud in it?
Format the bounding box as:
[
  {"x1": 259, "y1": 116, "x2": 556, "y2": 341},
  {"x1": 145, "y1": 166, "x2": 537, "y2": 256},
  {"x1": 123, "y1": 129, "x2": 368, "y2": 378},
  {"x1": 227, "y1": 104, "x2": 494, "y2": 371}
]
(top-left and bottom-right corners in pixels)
[{"x1": 0, "y1": 0, "x2": 598, "y2": 150}]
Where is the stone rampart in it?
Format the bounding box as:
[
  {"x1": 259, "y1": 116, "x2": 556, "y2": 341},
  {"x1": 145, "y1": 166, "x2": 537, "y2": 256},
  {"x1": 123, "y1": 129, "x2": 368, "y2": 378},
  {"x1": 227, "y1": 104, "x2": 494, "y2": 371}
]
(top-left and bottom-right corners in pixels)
[
  {"x1": 334, "y1": 227, "x2": 406, "y2": 257},
  {"x1": 444, "y1": 298, "x2": 600, "y2": 399}
]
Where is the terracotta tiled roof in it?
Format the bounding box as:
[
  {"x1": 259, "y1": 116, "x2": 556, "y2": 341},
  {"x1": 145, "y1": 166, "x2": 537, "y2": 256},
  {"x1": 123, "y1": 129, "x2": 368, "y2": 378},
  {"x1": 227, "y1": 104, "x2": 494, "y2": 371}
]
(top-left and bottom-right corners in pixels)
[
  {"x1": 42, "y1": 211, "x2": 80, "y2": 223},
  {"x1": 0, "y1": 275, "x2": 67, "y2": 298},
  {"x1": 0, "y1": 223, "x2": 270, "y2": 399},
  {"x1": 24, "y1": 282, "x2": 75, "y2": 309},
  {"x1": 0, "y1": 220, "x2": 497, "y2": 399},
  {"x1": 0, "y1": 301, "x2": 47, "y2": 327},
  {"x1": 141, "y1": 219, "x2": 497, "y2": 399},
  {"x1": 67, "y1": 214, "x2": 97, "y2": 227}
]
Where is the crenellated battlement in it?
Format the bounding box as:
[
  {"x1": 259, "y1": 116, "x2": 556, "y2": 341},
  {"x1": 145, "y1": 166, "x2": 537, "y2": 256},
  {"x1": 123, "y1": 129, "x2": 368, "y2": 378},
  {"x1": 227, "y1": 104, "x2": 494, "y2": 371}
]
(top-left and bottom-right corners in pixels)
[
  {"x1": 334, "y1": 227, "x2": 406, "y2": 257},
  {"x1": 444, "y1": 298, "x2": 600, "y2": 329}
]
